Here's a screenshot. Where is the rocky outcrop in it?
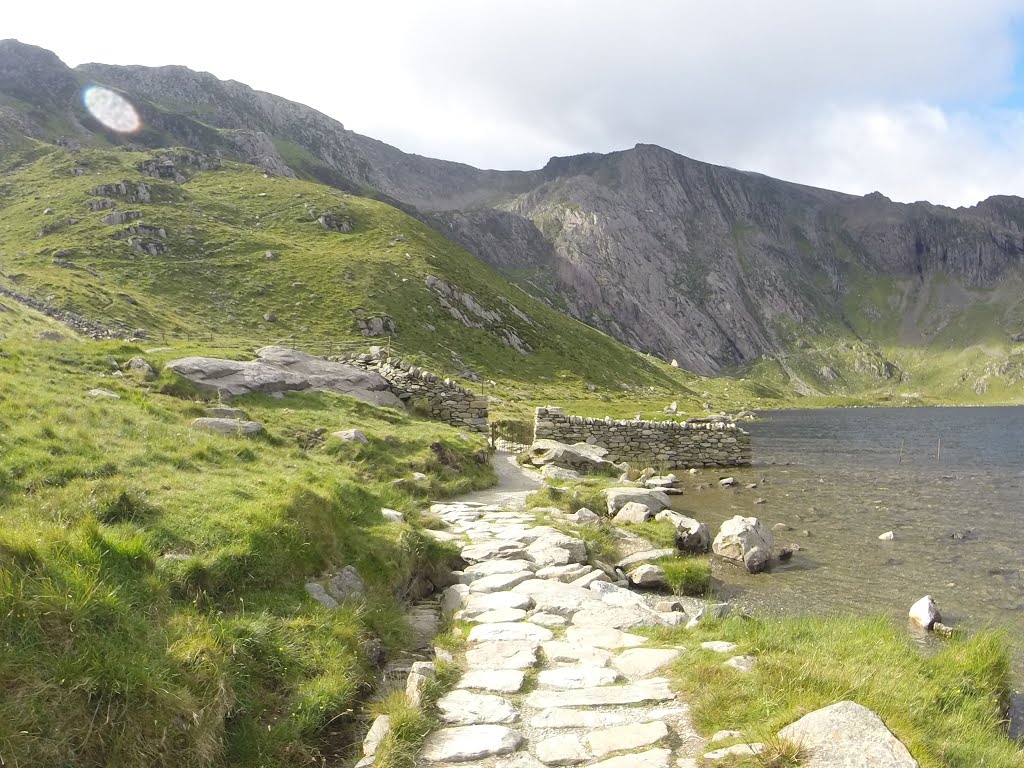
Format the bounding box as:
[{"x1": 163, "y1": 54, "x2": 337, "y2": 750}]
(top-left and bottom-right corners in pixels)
[
  {"x1": 425, "y1": 275, "x2": 531, "y2": 354},
  {"x1": 165, "y1": 346, "x2": 402, "y2": 406}
]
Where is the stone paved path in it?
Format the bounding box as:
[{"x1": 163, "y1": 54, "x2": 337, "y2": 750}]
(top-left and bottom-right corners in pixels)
[{"x1": 418, "y1": 492, "x2": 709, "y2": 767}]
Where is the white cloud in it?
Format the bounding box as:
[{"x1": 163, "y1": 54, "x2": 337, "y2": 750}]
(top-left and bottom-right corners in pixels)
[{"x1": 6, "y1": 0, "x2": 1024, "y2": 204}]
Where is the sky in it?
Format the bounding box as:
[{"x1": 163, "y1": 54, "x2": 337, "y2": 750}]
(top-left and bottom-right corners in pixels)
[{"x1": 6, "y1": 1, "x2": 1024, "y2": 206}]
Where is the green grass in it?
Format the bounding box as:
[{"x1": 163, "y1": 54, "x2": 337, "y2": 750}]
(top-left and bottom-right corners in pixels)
[
  {"x1": 657, "y1": 555, "x2": 712, "y2": 596},
  {"x1": 368, "y1": 659, "x2": 461, "y2": 768},
  {"x1": 651, "y1": 615, "x2": 1021, "y2": 768},
  {"x1": 0, "y1": 304, "x2": 495, "y2": 767}
]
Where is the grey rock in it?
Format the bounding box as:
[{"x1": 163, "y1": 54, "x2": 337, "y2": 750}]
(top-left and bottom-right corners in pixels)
[
  {"x1": 360, "y1": 715, "x2": 391, "y2": 762},
  {"x1": 611, "y1": 647, "x2": 682, "y2": 678},
  {"x1": 523, "y1": 678, "x2": 675, "y2": 708},
  {"x1": 704, "y1": 743, "x2": 765, "y2": 761},
  {"x1": 572, "y1": 507, "x2": 600, "y2": 523},
  {"x1": 579, "y1": 748, "x2": 671, "y2": 768},
  {"x1": 615, "y1": 548, "x2": 677, "y2": 569},
  {"x1": 327, "y1": 565, "x2": 366, "y2": 601},
  {"x1": 724, "y1": 654, "x2": 757, "y2": 673},
  {"x1": 125, "y1": 356, "x2": 155, "y2": 379},
  {"x1": 381, "y1": 508, "x2": 404, "y2": 523},
  {"x1": 468, "y1": 622, "x2": 553, "y2": 644},
  {"x1": 587, "y1": 721, "x2": 669, "y2": 758},
  {"x1": 165, "y1": 347, "x2": 402, "y2": 407},
  {"x1": 563, "y1": 625, "x2": 647, "y2": 649},
  {"x1": 602, "y1": 487, "x2": 672, "y2": 516},
  {"x1": 540, "y1": 640, "x2": 613, "y2": 667},
  {"x1": 674, "y1": 516, "x2": 712, "y2": 554},
  {"x1": 777, "y1": 700, "x2": 920, "y2": 767},
  {"x1": 420, "y1": 724, "x2": 524, "y2": 763},
  {"x1": 628, "y1": 563, "x2": 667, "y2": 588},
  {"x1": 465, "y1": 640, "x2": 539, "y2": 670},
  {"x1": 87, "y1": 388, "x2": 120, "y2": 399},
  {"x1": 457, "y1": 669, "x2": 526, "y2": 693},
  {"x1": 712, "y1": 515, "x2": 773, "y2": 573},
  {"x1": 333, "y1": 428, "x2": 369, "y2": 443},
  {"x1": 511, "y1": 579, "x2": 601, "y2": 617},
  {"x1": 469, "y1": 608, "x2": 528, "y2": 624},
  {"x1": 529, "y1": 612, "x2": 568, "y2": 628},
  {"x1": 613, "y1": 501, "x2": 656, "y2": 524},
  {"x1": 469, "y1": 571, "x2": 534, "y2": 594},
  {"x1": 442, "y1": 584, "x2": 470, "y2": 616},
  {"x1": 462, "y1": 591, "x2": 535, "y2": 616},
  {"x1": 529, "y1": 708, "x2": 627, "y2": 729},
  {"x1": 702, "y1": 640, "x2": 738, "y2": 653},
  {"x1": 191, "y1": 417, "x2": 263, "y2": 435},
  {"x1": 304, "y1": 582, "x2": 338, "y2": 609},
  {"x1": 536, "y1": 665, "x2": 620, "y2": 689},
  {"x1": 529, "y1": 439, "x2": 612, "y2": 472},
  {"x1": 466, "y1": 559, "x2": 539, "y2": 578},
  {"x1": 534, "y1": 734, "x2": 590, "y2": 766},
  {"x1": 541, "y1": 463, "x2": 582, "y2": 481},
  {"x1": 437, "y1": 689, "x2": 518, "y2": 725}
]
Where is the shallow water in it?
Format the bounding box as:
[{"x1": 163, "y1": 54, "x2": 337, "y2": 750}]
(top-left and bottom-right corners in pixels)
[{"x1": 670, "y1": 406, "x2": 1024, "y2": 689}]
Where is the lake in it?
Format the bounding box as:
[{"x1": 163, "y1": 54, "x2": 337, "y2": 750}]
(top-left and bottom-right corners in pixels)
[{"x1": 668, "y1": 406, "x2": 1024, "y2": 696}]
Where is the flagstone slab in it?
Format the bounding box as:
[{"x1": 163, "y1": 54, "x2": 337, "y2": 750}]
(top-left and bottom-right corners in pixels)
[
  {"x1": 438, "y1": 689, "x2": 519, "y2": 725},
  {"x1": 469, "y1": 622, "x2": 554, "y2": 644},
  {"x1": 587, "y1": 721, "x2": 669, "y2": 758},
  {"x1": 524, "y1": 678, "x2": 675, "y2": 709},
  {"x1": 420, "y1": 725, "x2": 524, "y2": 763},
  {"x1": 466, "y1": 640, "x2": 539, "y2": 670},
  {"x1": 611, "y1": 648, "x2": 682, "y2": 679},
  {"x1": 537, "y1": 665, "x2": 620, "y2": 689}
]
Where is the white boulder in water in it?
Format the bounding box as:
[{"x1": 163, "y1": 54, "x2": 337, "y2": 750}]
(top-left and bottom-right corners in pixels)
[{"x1": 908, "y1": 595, "x2": 941, "y2": 630}]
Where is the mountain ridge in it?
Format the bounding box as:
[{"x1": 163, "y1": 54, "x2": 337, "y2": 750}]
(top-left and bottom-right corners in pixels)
[{"x1": 3, "y1": 39, "x2": 1024, "y2": 390}]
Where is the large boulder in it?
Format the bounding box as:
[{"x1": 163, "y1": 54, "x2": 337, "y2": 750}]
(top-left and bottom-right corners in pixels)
[
  {"x1": 529, "y1": 439, "x2": 612, "y2": 473},
  {"x1": 712, "y1": 515, "x2": 773, "y2": 573},
  {"x1": 165, "y1": 346, "x2": 402, "y2": 407},
  {"x1": 778, "y1": 701, "x2": 919, "y2": 767},
  {"x1": 602, "y1": 487, "x2": 672, "y2": 517},
  {"x1": 674, "y1": 515, "x2": 711, "y2": 554}
]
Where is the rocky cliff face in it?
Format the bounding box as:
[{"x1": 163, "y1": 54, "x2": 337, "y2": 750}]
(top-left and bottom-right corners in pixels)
[{"x1": 5, "y1": 40, "x2": 1024, "y2": 374}]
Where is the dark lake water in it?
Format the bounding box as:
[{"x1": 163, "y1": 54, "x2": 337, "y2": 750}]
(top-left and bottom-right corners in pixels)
[{"x1": 669, "y1": 406, "x2": 1024, "y2": 694}]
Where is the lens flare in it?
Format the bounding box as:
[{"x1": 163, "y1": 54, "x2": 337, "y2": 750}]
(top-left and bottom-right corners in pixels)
[{"x1": 82, "y1": 85, "x2": 140, "y2": 133}]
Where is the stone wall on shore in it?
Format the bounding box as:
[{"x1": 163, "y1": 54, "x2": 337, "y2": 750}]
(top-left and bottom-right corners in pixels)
[
  {"x1": 534, "y1": 407, "x2": 751, "y2": 468},
  {"x1": 338, "y1": 353, "x2": 489, "y2": 432}
]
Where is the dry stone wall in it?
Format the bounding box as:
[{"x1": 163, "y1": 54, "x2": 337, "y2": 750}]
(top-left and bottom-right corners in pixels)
[
  {"x1": 534, "y1": 407, "x2": 751, "y2": 468},
  {"x1": 339, "y1": 353, "x2": 489, "y2": 432}
]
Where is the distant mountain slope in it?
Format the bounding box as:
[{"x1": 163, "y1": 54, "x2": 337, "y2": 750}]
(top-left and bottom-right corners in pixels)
[
  {"x1": 3, "y1": 39, "x2": 1024, "y2": 396},
  {"x1": 0, "y1": 138, "x2": 687, "y2": 393}
]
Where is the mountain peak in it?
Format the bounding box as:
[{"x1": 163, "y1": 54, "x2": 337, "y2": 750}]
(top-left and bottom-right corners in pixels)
[{"x1": 0, "y1": 38, "x2": 78, "y2": 110}]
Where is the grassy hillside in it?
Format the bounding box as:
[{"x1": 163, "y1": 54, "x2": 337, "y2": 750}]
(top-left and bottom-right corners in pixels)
[
  {"x1": 0, "y1": 300, "x2": 495, "y2": 766},
  {"x1": 0, "y1": 140, "x2": 687, "y2": 389},
  {"x1": 2, "y1": 139, "x2": 1022, "y2": 417}
]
